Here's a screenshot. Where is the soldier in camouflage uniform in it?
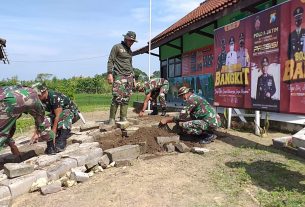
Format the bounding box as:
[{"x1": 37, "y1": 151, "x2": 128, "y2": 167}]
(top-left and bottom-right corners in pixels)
[
  {"x1": 32, "y1": 82, "x2": 80, "y2": 151},
  {"x1": 106, "y1": 31, "x2": 137, "y2": 124},
  {"x1": 0, "y1": 86, "x2": 55, "y2": 155},
  {"x1": 136, "y1": 78, "x2": 169, "y2": 116},
  {"x1": 160, "y1": 86, "x2": 221, "y2": 144}
]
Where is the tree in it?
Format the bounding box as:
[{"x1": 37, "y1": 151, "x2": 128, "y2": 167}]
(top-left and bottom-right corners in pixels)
[
  {"x1": 35, "y1": 73, "x2": 53, "y2": 82},
  {"x1": 150, "y1": 70, "x2": 160, "y2": 79},
  {"x1": 133, "y1": 68, "x2": 148, "y2": 81}
]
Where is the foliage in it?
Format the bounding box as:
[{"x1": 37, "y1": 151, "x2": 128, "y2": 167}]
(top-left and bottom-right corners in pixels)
[
  {"x1": 75, "y1": 92, "x2": 145, "y2": 112},
  {"x1": 134, "y1": 68, "x2": 148, "y2": 81},
  {"x1": 150, "y1": 70, "x2": 160, "y2": 79}
]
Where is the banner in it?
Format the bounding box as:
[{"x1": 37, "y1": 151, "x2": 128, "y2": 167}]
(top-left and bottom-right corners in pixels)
[
  {"x1": 182, "y1": 45, "x2": 214, "y2": 76},
  {"x1": 214, "y1": 0, "x2": 305, "y2": 114}
]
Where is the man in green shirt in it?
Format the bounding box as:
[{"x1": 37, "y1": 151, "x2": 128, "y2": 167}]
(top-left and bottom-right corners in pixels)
[
  {"x1": 32, "y1": 82, "x2": 80, "y2": 152},
  {"x1": 106, "y1": 31, "x2": 137, "y2": 124},
  {"x1": 160, "y1": 86, "x2": 221, "y2": 144}
]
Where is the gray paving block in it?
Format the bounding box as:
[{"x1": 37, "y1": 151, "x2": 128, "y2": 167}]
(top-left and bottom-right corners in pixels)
[
  {"x1": 292, "y1": 135, "x2": 305, "y2": 148},
  {"x1": 116, "y1": 121, "x2": 130, "y2": 130},
  {"x1": 0, "y1": 186, "x2": 11, "y2": 201},
  {"x1": 272, "y1": 136, "x2": 292, "y2": 148},
  {"x1": 0, "y1": 170, "x2": 47, "y2": 198},
  {"x1": 70, "y1": 134, "x2": 94, "y2": 144},
  {"x1": 4, "y1": 163, "x2": 34, "y2": 178},
  {"x1": 70, "y1": 171, "x2": 89, "y2": 182},
  {"x1": 85, "y1": 158, "x2": 100, "y2": 170},
  {"x1": 164, "y1": 143, "x2": 175, "y2": 153},
  {"x1": 80, "y1": 122, "x2": 100, "y2": 132},
  {"x1": 40, "y1": 180, "x2": 62, "y2": 195},
  {"x1": 115, "y1": 160, "x2": 133, "y2": 167},
  {"x1": 98, "y1": 155, "x2": 110, "y2": 169},
  {"x1": 68, "y1": 153, "x2": 89, "y2": 166},
  {"x1": 79, "y1": 142, "x2": 100, "y2": 149},
  {"x1": 156, "y1": 135, "x2": 180, "y2": 146},
  {"x1": 104, "y1": 145, "x2": 140, "y2": 162},
  {"x1": 174, "y1": 142, "x2": 190, "y2": 153},
  {"x1": 35, "y1": 154, "x2": 60, "y2": 168},
  {"x1": 18, "y1": 144, "x2": 45, "y2": 156},
  {"x1": 47, "y1": 158, "x2": 77, "y2": 181}
]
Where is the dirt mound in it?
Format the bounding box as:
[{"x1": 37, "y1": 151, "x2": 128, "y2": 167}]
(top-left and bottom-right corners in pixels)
[
  {"x1": 98, "y1": 126, "x2": 213, "y2": 153},
  {"x1": 120, "y1": 127, "x2": 176, "y2": 153}
]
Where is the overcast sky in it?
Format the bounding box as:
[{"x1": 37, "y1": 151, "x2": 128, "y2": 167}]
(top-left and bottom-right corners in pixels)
[{"x1": 0, "y1": 0, "x2": 202, "y2": 80}]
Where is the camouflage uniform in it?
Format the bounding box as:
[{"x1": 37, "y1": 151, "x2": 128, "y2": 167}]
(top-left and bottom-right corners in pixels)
[
  {"x1": 112, "y1": 75, "x2": 134, "y2": 105},
  {"x1": 43, "y1": 90, "x2": 80, "y2": 130},
  {"x1": 0, "y1": 86, "x2": 54, "y2": 149},
  {"x1": 107, "y1": 41, "x2": 134, "y2": 105},
  {"x1": 144, "y1": 78, "x2": 169, "y2": 108},
  {"x1": 173, "y1": 94, "x2": 221, "y2": 135}
]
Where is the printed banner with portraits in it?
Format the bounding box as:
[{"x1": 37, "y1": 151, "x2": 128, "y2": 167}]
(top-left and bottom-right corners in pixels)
[{"x1": 214, "y1": 0, "x2": 305, "y2": 114}]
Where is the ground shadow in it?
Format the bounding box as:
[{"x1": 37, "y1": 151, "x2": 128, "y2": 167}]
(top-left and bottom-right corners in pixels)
[{"x1": 226, "y1": 160, "x2": 305, "y2": 193}]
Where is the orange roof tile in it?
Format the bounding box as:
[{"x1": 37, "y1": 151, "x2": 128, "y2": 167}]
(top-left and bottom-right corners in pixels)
[{"x1": 152, "y1": 0, "x2": 238, "y2": 45}]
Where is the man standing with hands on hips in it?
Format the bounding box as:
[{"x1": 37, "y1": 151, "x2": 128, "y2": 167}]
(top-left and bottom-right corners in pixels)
[{"x1": 107, "y1": 31, "x2": 137, "y2": 124}]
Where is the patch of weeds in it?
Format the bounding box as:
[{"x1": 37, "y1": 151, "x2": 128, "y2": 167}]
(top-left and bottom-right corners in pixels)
[
  {"x1": 230, "y1": 148, "x2": 243, "y2": 157},
  {"x1": 211, "y1": 163, "x2": 252, "y2": 205},
  {"x1": 257, "y1": 188, "x2": 305, "y2": 207}
]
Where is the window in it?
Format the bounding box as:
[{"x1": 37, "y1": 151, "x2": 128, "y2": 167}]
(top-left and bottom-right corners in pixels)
[{"x1": 168, "y1": 56, "x2": 182, "y2": 78}]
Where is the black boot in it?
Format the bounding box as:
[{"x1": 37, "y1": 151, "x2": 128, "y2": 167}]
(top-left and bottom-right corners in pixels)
[
  {"x1": 199, "y1": 133, "x2": 217, "y2": 144},
  {"x1": 55, "y1": 129, "x2": 70, "y2": 151},
  {"x1": 149, "y1": 106, "x2": 158, "y2": 115},
  {"x1": 161, "y1": 107, "x2": 167, "y2": 116},
  {"x1": 45, "y1": 141, "x2": 58, "y2": 155}
]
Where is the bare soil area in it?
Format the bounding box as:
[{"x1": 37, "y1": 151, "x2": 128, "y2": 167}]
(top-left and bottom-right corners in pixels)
[{"x1": 11, "y1": 109, "x2": 305, "y2": 207}]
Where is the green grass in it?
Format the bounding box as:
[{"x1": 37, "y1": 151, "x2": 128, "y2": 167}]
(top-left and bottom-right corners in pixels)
[
  {"x1": 74, "y1": 93, "x2": 145, "y2": 112},
  {"x1": 15, "y1": 115, "x2": 34, "y2": 135},
  {"x1": 211, "y1": 147, "x2": 305, "y2": 207}
]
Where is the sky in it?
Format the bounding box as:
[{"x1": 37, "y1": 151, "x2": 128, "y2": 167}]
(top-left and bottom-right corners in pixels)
[{"x1": 0, "y1": 0, "x2": 203, "y2": 81}]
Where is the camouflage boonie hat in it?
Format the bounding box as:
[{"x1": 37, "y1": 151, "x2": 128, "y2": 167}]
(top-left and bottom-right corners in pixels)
[
  {"x1": 178, "y1": 86, "x2": 190, "y2": 97},
  {"x1": 135, "y1": 82, "x2": 145, "y2": 92},
  {"x1": 32, "y1": 82, "x2": 47, "y2": 95},
  {"x1": 123, "y1": 31, "x2": 138, "y2": 42}
]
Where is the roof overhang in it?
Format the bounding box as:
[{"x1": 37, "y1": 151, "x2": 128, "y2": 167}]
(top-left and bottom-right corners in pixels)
[{"x1": 133, "y1": 0, "x2": 268, "y2": 56}]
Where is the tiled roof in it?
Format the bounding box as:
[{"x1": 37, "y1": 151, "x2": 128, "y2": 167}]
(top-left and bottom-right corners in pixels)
[{"x1": 152, "y1": 0, "x2": 238, "y2": 44}]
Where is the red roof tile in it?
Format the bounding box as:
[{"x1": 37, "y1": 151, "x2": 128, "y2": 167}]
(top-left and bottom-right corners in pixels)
[{"x1": 151, "y1": 0, "x2": 238, "y2": 44}]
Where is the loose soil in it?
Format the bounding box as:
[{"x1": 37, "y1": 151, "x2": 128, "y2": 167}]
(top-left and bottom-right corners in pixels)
[{"x1": 10, "y1": 109, "x2": 305, "y2": 207}]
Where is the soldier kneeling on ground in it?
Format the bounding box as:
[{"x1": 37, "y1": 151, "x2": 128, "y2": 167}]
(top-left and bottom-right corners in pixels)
[
  {"x1": 32, "y1": 83, "x2": 81, "y2": 152},
  {"x1": 159, "y1": 86, "x2": 221, "y2": 144},
  {"x1": 136, "y1": 78, "x2": 169, "y2": 116},
  {"x1": 0, "y1": 85, "x2": 56, "y2": 156}
]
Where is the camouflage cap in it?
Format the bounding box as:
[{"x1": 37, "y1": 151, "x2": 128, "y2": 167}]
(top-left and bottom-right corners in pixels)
[
  {"x1": 135, "y1": 82, "x2": 145, "y2": 92},
  {"x1": 31, "y1": 82, "x2": 47, "y2": 95},
  {"x1": 178, "y1": 86, "x2": 190, "y2": 97},
  {"x1": 123, "y1": 31, "x2": 138, "y2": 42}
]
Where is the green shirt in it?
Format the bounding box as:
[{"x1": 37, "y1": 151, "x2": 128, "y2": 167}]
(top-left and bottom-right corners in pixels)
[{"x1": 107, "y1": 41, "x2": 134, "y2": 76}]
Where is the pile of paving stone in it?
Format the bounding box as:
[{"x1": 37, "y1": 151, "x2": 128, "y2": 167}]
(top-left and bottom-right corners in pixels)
[{"x1": 0, "y1": 118, "x2": 210, "y2": 206}]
